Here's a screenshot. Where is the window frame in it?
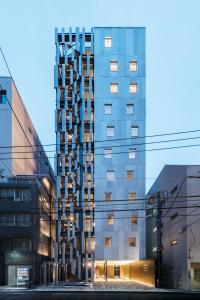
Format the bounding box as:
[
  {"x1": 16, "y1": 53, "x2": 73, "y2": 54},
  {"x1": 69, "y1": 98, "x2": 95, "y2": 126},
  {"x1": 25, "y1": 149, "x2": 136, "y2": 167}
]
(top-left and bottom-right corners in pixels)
[
  {"x1": 104, "y1": 104, "x2": 112, "y2": 115},
  {"x1": 128, "y1": 237, "x2": 136, "y2": 247},
  {"x1": 129, "y1": 83, "x2": 137, "y2": 94},
  {"x1": 131, "y1": 126, "x2": 139, "y2": 137},
  {"x1": 107, "y1": 214, "x2": 114, "y2": 225},
  {"x1": 110, "y1": 61, "x2": 118, "y2": 72},
  {"x1": 107, "y1": 125, "x2": 115, "y2": 137},
  {"x1": 129, "y1": 192, "x2": 136, "y2": 203},
  {"x1": 104, "y1": 148, "x2": 112, "y2": 159},
  {"x1": 126, "y1": 104, "x2": 134, "y2": 115},
  {"x1": 104, "y1": 192, "x2": 112, "y2": 202},
  {"x1": 104, "y1": 237, "x2": 112, "y2": 248},
  {"x1": 129, "y1": 148, "x2": 136, "y2": 159},
  {"x1": 127, "y1": 170, "x2": 134, "y2": 180},
  {"x1": 110, "y1": 83, "x2": 118, "y2": 93},
  {"x1": 107, "y1": 170, "x2": 115, "y2": 181},
  {"x1": 104, "y1": 36, "x2": 112, "y2": 48},
  {"x1": 129, "y1": 61, "x2": 138, "y2": 72}
]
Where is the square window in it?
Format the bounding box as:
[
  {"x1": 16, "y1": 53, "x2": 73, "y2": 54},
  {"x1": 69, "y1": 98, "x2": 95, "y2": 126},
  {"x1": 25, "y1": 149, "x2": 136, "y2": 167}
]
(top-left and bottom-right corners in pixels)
[
  {"x1": 105, "y1": 237, "x2": 112, "y2": 247},
  {"x1": 104, "y1": 104, "x2": 112, "y2": 115},
  {"x1": 126, "y1": 104, "x2": 134, "y2": 114},
  {"x1": 129, "y1": 192, "x2": 136, "y2": 203},
  {"x1": 128, "y1": 237, "x2": 136, "y2": 247},
  {"x1": 107, "y1": 214, "x2": 114, "y2": 225},
  {"x1": 131, "y1": 126, "x2": 139, "y2": 137},
  {"x1": 110, "y1": 83, "x2": 118, "y2": 93},
  {"x1": 131, "y1": 215, "x2": 138, "y2": 224},
  {"x1": 129, "y1": 148, "x2": 136, "y2": 159},
  {"x1": 105, "y1": 192, "x2": 112, "y2": 202},
  {"x1": 104, "y1": 37, "x2": 112, "y2": 48},
  {"x1": 110, "y1": 61, "x2": 118, "y2": 72},
  {"x1": 130, "y1": 61, "x2": 137, "y2": 72},
  {"x1": 107, "y1": 126, "x2": 115, "y2": 137},
  {"x1": 127, "y1": 171, "x2": 134, "y2": 180},
  {"x1": 104, "y1": 148, "x2": 112, "y2": 159},
  {"x1": 107, "y1": 171, "x2": 115, "y2": 181},
  {"x1": 130, "y1": 83, "x2": 137, "y2": 93}
]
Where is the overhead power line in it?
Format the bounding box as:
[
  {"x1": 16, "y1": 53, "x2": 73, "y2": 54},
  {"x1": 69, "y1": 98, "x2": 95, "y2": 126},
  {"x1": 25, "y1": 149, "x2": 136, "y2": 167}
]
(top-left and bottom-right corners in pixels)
[
  {"x1": 2, "y1": 142, "x2": 200, "y2": 161},
  {"x1": 0, "y1": 129, "x2": 200, "y2": 149},
  {"x1": 2, "y1": 135, "x2": 200, "y2": 155}
]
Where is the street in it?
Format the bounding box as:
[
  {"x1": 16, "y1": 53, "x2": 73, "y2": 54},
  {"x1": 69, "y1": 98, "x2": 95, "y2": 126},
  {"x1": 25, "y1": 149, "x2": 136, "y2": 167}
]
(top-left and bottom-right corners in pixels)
[{"x1": 0, "y1": 291, "x2": 200, "y2": 300}]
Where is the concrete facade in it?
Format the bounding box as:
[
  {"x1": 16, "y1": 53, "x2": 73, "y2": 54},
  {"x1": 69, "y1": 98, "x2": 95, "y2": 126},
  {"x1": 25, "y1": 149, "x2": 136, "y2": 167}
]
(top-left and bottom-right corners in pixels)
[
  {"x1": 146, "y1": 165, "x2": 200, "y2": 289},
  {"x1": 94, "y1": 27, "x2": 146, "y2": 264},
  {"x1": 0, "y1": 77, "x2": 51, "y2": 177},
  {"x1": 0, "y1": 77, "x2": 55, "y2": 285}
]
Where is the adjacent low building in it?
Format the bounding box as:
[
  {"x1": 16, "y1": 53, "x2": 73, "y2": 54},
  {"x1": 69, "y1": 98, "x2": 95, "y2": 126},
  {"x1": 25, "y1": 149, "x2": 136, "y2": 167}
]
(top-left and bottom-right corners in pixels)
[
  {"x1": 0, "y1": 77, "x2": 55, "y2": 286},
  {"x1": 0, "y1": 175, "x2": 55, "y2": 286},
  {"x1": 146, "y1": 165, "x2": 200, "y2": 289}
]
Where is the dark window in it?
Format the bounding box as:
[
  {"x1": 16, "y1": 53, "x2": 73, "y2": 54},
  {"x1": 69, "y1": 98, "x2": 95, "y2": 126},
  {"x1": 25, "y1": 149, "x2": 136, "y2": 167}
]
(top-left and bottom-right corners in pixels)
[
  {"x1": 15, "y1": 189, "x2": 31, "y2": 201},
  {"x1": 0, "y1": 90, "x2": 6, "y2": 104},
  {"x1": 13, "y1": 239, "x2": 32, "y2": 251},
  {"x1": 0, "y1": 189, "x2": 14, "y2": 201},
  {"x1": 171, "y1": 185, "x2": 178, "y2": 195},
  {"x1": 128, "y1": 237, "x2": 136, "y2": 247},
  {"x1": 171, "y1": 212, "x2": 178, "y2": 220},
  {"x1": 0, "y1": 214, "x2": 14, "y2": 226}
]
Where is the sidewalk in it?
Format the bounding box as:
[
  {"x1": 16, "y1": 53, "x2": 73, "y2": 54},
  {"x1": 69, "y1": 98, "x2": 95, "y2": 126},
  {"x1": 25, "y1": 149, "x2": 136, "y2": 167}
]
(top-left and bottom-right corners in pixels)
[{"x1": 0, "y1": 281, "x2": 197, "y2": 293}]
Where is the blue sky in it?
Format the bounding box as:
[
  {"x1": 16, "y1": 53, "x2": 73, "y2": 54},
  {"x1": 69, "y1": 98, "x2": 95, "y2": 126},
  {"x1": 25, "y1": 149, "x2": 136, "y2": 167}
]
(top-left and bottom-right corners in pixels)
[{"x1": 0, "y1": 0, "x2": 200, "y2": 191}]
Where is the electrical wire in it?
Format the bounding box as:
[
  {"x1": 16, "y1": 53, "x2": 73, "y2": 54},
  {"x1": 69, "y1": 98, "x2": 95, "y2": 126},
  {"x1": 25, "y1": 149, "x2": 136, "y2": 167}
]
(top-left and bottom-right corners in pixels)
[
  {"x1": 1, "y1": 129, "x2": 200, "y2": 149},
  {"x1": 2, "y1": 135, "x2": 200, "y2": 155},
  {"x1": 2, "y1": 142, "x2": 200, "y2": 161}
]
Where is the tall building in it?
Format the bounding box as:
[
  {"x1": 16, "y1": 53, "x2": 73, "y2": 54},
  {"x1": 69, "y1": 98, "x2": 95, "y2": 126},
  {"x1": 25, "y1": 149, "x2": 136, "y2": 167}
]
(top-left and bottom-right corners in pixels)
[
  {"x1": 0, "y1": 77, "x2": 55, "y2": 286},
  {"x1": 54, "y1": 27, "x2": 146, "y2": 281},
  {"x1": 146, "y1": 165, "x2": 200, "y2": 289}
]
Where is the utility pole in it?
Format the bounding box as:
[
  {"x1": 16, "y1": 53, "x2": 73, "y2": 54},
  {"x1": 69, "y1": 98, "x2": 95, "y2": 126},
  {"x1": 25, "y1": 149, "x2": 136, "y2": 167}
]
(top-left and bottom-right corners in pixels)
[{"x1": 156, "y1": 192, "x2": 163, "y2": 288}]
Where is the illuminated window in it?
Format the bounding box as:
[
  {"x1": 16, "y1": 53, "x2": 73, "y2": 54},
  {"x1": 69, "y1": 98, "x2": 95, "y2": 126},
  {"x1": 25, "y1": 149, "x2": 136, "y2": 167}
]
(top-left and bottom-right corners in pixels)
[
  {"x1": 130, "y1": 61, "x2": 137, "y2": 72},
  {"x1": 131, "y1": 215, "x2": 138, "y2": 224},
  {"x1": 85, "y1": 216, "x2": 91, "y2": 232},
  {"x1": 110, "y1": 61, "x2": 118, "y2": 71},
  {"x1": 107, "y1": 126, "x2": 115, "y2": 137},
  {"x1": 107, "y1": 214, "x2": 114, "y2": 225},
  {"x1": 129, "y1": 148, "x2": 136, "y2": 159},
  {"x1": 104, "y1": 148, "x2": 112, "y2": 159},
  {"x1": 130, "y1": 83, "x2": 137, "y2": 93},
  {"x1": 131, "y1": 126, "x2": 139, "y2": 137},
  {"x1": 128, "y1": 237, "x2": 136, "y2": 247},
  {"x1": 110, "y1": 83, "x2": 118, "y2": 93},
  {"x1": 104, "y1": 104, "x2": 112, "y2": 115},
  {"x1": 127, "y1": 170, "x2": 134, "y2": 180},
  {"x1": 104, "y1": 36, "x2": 112, "y2": 48},
  {"x1": 129, "y1": 192, "x2": 136, "y2": 203},
  {"x1": 126, "y1": 104, "x2": 134, "y2": 114},
  {"x1": 107, "y1": 171, "x2": 115, "y2": 181},
  {"x1": 105, "y1": 192, "x2": 112, "y2": 202},
  {"x1": 170, "y1": 239, "x2": 178, "y2": 246},
  {"x1": 105, "y1": 237, "x2": 112, "y2": 247}
]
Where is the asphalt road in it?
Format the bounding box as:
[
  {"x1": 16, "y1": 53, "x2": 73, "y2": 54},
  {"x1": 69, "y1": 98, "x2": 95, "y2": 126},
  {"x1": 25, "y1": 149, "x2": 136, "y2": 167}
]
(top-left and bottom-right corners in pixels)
[{"x1": 1, "y1": 291, "x2": 200, "y2": 300}]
